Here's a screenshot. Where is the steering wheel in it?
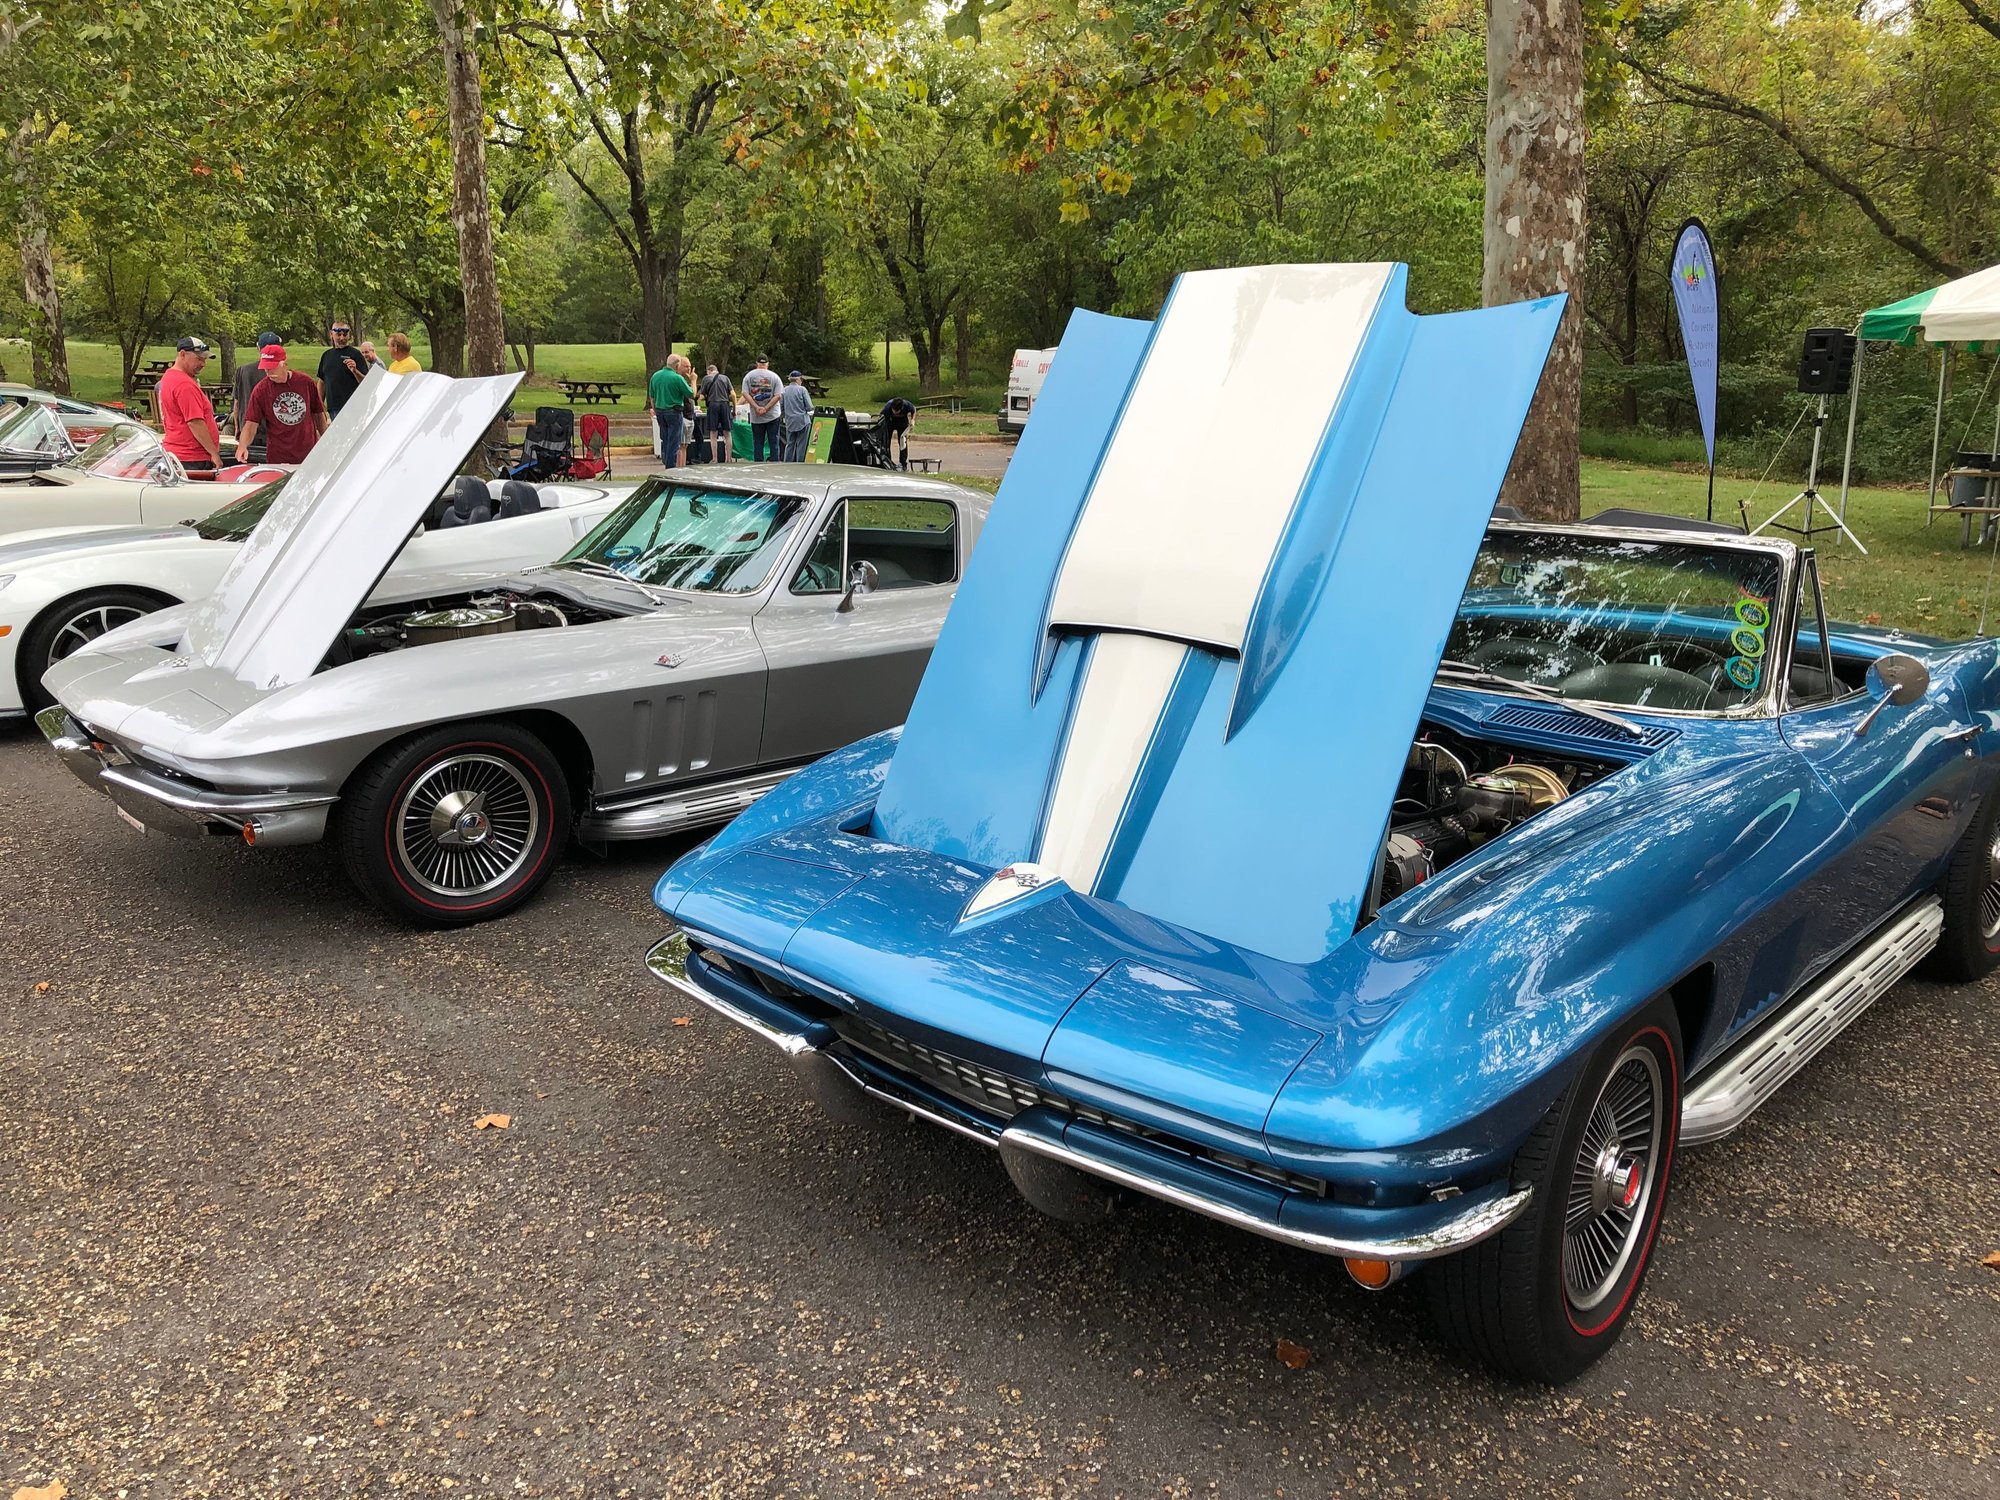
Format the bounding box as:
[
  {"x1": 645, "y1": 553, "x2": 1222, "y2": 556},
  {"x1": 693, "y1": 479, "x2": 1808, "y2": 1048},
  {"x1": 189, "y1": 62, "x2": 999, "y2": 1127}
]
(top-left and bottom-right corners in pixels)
[
  {"x1": 1464, "y1": 635, "x2": 1603, "y2": 682},
  {"x1": 796, "y1": 560, "x2": 841, "y2": 593},
  {"x1": 1610, "y1": 638, "x2": 1728, "y2": 675}
]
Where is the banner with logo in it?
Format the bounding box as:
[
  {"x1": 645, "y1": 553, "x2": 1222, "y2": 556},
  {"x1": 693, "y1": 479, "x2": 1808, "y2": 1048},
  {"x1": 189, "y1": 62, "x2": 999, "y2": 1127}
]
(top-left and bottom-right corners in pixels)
[{"x1": 1669, "y1": 219, "x2": 1720, "y2": 512}]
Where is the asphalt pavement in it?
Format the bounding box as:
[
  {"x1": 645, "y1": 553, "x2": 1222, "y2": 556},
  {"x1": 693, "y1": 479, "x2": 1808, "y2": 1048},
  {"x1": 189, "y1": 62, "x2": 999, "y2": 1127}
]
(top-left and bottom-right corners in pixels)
[{"x1": 3, "y1": 721, "x2": 1998, "y2": 1499}]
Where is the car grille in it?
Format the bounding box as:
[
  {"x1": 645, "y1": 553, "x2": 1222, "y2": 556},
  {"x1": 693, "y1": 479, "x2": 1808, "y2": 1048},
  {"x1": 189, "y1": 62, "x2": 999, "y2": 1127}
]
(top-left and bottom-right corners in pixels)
[{"x1": 834, "y1": 1015, "x2": 1332, "y2": 1200}]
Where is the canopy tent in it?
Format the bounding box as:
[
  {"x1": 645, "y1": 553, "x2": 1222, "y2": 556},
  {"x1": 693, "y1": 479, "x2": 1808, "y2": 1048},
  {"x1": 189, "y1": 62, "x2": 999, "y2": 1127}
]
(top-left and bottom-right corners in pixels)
[{"x1": 1837, "y1": 262, "x2": 2000, "y2": 535}]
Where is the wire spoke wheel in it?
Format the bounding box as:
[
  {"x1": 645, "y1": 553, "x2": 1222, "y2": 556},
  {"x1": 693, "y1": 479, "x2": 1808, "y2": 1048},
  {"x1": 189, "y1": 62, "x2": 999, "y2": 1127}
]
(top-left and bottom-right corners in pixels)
[
  {"x1": 392, "y1": 752, "x2": 540, "y2": 898},
  {"x1": 50, "y1": 603, "x2": 145, "y2": 665},
  {"x1": 1980, "y1": 828, "x2": 2000, "y2": 940},
  {"x1": 1561, "y1": 1045, "x2": 1665, "y2": 1313}
]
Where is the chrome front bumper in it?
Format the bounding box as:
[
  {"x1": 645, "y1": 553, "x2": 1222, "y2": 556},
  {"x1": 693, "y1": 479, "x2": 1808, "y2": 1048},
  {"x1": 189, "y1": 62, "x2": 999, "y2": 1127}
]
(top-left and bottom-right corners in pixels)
[
  {"x1": 645, "y1": 926, "x2": 1532, "y2": 1263},
  {"x1": 36, "y1": 706, "x2": 335, "y2": 845}
]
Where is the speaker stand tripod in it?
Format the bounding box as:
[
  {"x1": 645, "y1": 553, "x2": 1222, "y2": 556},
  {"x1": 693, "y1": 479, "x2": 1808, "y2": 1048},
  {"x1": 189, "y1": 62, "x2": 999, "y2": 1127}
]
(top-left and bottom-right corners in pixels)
[{"x1": 1749, "y1": 394, "x2": 1868, "y2": 554}]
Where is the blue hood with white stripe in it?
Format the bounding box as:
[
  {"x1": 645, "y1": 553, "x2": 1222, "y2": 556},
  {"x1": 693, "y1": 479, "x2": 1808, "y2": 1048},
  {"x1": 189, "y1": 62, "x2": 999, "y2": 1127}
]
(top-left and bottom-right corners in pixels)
[{"x1": 870, "y1": 263, "x2": 1564, "y2": 963}]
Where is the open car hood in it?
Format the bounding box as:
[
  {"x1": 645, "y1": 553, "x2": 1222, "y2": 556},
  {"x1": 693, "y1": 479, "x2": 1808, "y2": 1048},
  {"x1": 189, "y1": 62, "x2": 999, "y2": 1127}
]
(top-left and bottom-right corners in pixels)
[
  {"x1": 867, "y1": 263, "x2": 1566, "y2": 964},
  {"x1": 180, "y1": 367, "x2": 521, "y2": 690}
]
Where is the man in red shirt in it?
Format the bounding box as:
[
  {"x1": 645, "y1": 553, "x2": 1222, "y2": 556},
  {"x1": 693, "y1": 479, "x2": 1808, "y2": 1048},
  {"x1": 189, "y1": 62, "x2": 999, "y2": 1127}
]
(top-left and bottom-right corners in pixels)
[
  {"x1": 157, "y1": 336, "x2": 221, "y2": 476},
  {"x1": 234, "y1": 344, "x2": 326, "y2": 465}
]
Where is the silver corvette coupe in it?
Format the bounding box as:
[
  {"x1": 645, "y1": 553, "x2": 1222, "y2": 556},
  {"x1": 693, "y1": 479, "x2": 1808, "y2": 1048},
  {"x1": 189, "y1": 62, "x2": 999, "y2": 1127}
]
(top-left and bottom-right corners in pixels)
[{"x1": 38, "y1": 370, "x2": 990, "y2": 924}]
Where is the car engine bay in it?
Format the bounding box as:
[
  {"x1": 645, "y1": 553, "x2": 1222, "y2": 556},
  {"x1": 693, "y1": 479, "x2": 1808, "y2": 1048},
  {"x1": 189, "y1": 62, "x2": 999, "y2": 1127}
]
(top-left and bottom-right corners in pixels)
[
  {"x1": 333, "y1": 590, "x2": 627, "y2": 664},
  {"x1": 1375, "y1": 725, "x2": 1627, "y2": 905}
]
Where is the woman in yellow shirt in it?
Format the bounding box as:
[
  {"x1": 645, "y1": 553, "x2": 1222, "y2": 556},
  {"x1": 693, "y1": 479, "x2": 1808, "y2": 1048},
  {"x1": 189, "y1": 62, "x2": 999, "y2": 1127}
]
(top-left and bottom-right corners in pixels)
[{"x1": 386, "y1": 331, "x2": 422, "y2": 374}]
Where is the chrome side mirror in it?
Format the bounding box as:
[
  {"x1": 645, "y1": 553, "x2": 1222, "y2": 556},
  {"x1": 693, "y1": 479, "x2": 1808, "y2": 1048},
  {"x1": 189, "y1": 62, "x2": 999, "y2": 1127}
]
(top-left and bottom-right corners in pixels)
[
  {"x1": 836, "y1": 559, "x2": 878, "y2": 614},
  {"x1": 1854, "y1": 652, "x2": 1930, "y2": 738}
]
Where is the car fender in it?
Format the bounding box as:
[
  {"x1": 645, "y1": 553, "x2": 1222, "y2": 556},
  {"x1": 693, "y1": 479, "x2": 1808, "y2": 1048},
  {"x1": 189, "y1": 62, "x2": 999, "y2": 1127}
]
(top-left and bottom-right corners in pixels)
[{"x1": 1264, "y1": 729, "x2": 1846, "y2": 1179}]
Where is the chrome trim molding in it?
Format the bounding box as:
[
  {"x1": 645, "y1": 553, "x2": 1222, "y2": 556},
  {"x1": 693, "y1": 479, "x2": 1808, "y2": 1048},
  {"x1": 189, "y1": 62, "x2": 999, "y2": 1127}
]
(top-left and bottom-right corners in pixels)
[
  {"x1": 581, "y1": 766, "x2": 798, "y2": 841},
  {"x1": 997, "y1": 1126, "x2": 1533, "y2": 1261},
  {"x1": 96, "y1": 763, "x2": 337, "y2": 817},
  {"x1": 645, "y1": 924, "x2": 1535, "y2": 1261},
  {"x1": 1681, "y1": 896, "x2": 1943, "y2": 1145}
]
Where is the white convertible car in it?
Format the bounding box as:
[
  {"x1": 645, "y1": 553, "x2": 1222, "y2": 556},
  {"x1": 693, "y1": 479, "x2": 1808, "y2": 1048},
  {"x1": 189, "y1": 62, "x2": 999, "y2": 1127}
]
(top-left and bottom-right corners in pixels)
[
  {"x1": 0, "y1": 474, "x2": 623, "y2": 716},
  {"x1": 0, "y1": 388, "x2": 130, "y2": 478},
  {"x1": 0, "y1": 421, "x2": 271, "y2": 540}
]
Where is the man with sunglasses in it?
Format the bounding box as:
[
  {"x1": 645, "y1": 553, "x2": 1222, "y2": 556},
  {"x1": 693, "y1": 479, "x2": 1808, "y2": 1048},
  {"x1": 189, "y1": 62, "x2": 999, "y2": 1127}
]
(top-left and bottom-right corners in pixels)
[
  {"x1": 157, "y1": 336, "x2": 222, "y2": 477},
  {"x1": 316, "y1": 322, "x2": 369, "y2": 419}
]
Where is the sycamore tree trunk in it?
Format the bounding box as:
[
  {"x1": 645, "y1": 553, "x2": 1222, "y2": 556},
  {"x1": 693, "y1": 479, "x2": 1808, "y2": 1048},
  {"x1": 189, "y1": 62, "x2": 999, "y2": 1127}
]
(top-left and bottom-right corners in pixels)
[
  {"x1": 1486, "y1": 0, "x2": 1586, "y2": 520},
  {"x1": 954, "y1": 304, "x2": 971, "y2": 388},
  {"x1": 17, "y1": 200, "x2": 69, "y2": 394},
  {"x1": 429, "y1": 0, "x2": 505, "y2": 379}
]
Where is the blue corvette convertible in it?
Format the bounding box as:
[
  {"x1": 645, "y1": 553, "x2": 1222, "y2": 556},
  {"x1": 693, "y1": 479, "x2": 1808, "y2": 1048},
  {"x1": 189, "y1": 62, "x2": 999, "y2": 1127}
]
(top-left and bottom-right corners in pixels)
[{"x1": 645, "y1": 264, "x2": 2000, "y2": 1383}]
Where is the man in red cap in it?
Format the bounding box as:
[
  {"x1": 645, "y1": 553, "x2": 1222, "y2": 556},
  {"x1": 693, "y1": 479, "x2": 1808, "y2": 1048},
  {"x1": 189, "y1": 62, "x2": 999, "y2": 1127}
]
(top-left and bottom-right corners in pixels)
[
  {"x1": 157, "y1": 336, "x2": 222, "y2": 477},
  {"x1": 234, "y1": 343, "x2": 326, "y2": 465}
]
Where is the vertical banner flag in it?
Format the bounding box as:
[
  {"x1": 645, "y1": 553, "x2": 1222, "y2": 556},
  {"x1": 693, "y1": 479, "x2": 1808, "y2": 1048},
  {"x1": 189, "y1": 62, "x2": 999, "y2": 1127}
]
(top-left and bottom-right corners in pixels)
[{"x1": 1669, "y1": 219, "x2": 1720, "y2": 517}]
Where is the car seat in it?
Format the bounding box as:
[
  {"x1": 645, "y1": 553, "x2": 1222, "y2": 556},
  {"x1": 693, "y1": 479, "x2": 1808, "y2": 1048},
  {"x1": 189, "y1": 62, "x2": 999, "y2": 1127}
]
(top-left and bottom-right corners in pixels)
[
  {"x1": 438, "y1": 474, "x2": 494, "y2": 528},
  {"x1": 497, "y1": 480, "x2": 543, "y2": 519}
]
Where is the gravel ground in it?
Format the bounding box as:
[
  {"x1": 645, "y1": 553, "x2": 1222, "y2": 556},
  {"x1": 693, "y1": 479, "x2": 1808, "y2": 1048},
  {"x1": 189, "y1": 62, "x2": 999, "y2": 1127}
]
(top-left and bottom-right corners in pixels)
[{"x1": 3, "y1": 722, "x2": 1998, "y2": 1499}]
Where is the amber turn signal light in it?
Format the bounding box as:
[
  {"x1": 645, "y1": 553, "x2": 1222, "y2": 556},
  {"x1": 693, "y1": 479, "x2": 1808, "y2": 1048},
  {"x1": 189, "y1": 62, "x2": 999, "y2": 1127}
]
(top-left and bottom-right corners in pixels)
[{"x1": 1342, "y1": 1257, "x2": 1400, "y2": 1290}]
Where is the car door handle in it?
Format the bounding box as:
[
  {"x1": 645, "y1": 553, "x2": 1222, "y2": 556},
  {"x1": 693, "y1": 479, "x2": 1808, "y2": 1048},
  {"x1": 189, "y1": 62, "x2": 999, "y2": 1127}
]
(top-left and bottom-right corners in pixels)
[{"x1": 1944, "y1": 723, "x2": 1981, "y2": 743}]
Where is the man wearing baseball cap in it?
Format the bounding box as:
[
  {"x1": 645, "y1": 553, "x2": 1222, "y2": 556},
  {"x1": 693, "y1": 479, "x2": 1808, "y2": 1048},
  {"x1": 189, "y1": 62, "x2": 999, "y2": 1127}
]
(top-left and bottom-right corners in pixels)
[
  {"x1": 157, "y1": 336, "x2": 222, "y2": 477},
  {"x1": 232, "y1": 331, "x2": 281, "y2": 450},
  {"x1": 235, "y1": 343, "x2": 326, "y2": 466}
]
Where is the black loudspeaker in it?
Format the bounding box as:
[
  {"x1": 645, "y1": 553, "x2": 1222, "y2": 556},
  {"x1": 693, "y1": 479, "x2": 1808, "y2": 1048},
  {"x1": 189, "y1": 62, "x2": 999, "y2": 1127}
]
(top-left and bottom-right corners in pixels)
[{"x1": 1798, "y1": 327, "x2": 1857, "y2": 395}]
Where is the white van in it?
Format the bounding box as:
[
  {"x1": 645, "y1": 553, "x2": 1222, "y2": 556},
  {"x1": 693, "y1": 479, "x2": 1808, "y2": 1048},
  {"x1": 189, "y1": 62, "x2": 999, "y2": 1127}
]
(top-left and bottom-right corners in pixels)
[{"x1": 999, "y1": 347, "x2": 1056, "y2": 436}]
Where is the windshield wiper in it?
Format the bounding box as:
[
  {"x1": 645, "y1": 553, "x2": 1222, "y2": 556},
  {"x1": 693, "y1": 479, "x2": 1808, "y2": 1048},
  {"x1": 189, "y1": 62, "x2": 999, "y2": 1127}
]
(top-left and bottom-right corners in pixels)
[
  {"x1": 1435, "y1": 660, "x2": 1647, "y2": 738},
  {"x1": 556, "y1": 557, "x2": 671, "y2": 604}
]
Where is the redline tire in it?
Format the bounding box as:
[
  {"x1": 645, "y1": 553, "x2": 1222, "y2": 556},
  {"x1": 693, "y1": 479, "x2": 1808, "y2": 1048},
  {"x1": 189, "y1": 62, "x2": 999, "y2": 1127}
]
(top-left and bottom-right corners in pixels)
[
  {"x1": 338, "y1": 722, "x2": 571, "y2": 927},
  {"x1": 1924, "y1": 787, "x2": 2000, "y2": 982},
  {"x1": 1425, "y1": 1001, "x2": 1682, "y2": 1384}
]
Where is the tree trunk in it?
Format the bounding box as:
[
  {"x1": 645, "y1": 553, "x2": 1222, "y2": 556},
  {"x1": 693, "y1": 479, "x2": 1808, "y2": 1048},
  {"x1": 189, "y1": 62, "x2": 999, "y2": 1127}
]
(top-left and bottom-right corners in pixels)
[
  {"x1": 954, "y1": 304, "x2": 970, "y2": 388},
  {"x1": 218, "y1": 328, "x2": 238, "y2": 388},
  {"x1": 523, "y1": 326, "x2": 536, "y2": 377},
  {"x1": 637, "y1": 248, "x2": 669, "y2": 375},
  {"x1": 915, "y1": 324, "x2": 944, "y2": 395},
  {"x1": 1485, "y1": 0, "x2": 1586, "y2": 520},
  {"x1": 18, "y1": 202, "x2": 69, "y2": 394},
  {"x1": 429, "y1": 0, "x2": 505, "y2": 379},
  {"x1": 419, "y1": 304, "x2": 468, "y2": 377}
]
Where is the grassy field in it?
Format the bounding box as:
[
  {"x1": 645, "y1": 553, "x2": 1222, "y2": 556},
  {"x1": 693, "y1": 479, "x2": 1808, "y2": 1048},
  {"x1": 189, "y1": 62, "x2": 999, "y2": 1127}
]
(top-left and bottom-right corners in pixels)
[
  {"x1": 37, "y1": 337, "x2": 1005, "y2": 434},
  {"x1": 1582, "y1": 460, "x2": 2000, "y2": 638}
]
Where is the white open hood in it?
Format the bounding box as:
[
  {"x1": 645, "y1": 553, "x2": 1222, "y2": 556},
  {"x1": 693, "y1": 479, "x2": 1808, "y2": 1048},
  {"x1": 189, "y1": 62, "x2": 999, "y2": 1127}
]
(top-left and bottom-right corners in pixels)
[{"x1": 181, "y1": 368, "x2": 521, "y2": 690}]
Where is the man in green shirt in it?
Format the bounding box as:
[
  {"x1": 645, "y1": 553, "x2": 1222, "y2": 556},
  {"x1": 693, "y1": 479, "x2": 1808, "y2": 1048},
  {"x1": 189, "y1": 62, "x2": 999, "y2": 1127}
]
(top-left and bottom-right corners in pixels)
[{"x1": 647, "y1": 357, "x2": 694, "y2": 469}]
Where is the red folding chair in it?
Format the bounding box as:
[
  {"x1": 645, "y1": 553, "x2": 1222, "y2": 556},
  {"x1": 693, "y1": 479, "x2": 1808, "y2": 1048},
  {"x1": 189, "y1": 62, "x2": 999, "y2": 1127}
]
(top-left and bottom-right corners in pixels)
[{"x1": 571, "y1": 412, "x2": 611, "y2": 479}]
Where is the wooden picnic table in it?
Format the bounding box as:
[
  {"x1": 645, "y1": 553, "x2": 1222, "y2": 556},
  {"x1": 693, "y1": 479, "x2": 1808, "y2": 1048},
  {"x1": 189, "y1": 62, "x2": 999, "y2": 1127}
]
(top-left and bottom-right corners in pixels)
[
  {"x1": 557, "y1": 379, "x2": 623, "y2": 405},
  {"x1": 914, "y1": 393, "x2": 964, "y2": 414},
  {"x1": 143, "y1": 359, "x2": 173, "y2": 374}
]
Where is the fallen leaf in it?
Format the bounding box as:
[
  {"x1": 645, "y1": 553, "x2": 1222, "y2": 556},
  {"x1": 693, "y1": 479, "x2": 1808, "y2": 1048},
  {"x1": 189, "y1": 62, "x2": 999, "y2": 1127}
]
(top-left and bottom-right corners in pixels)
[
  {"x1": 1863, "y1": 611, "x2": 1883, "y2": 625},
  {"x1": 671, "y1": 1016, "x2": 693, "y2": 1027},
  {"x1": 1275, "y1": 1337, "x2": 1311, "y2": 1369},
  {"x1": 15, "y1": 1482, "x2": 69, "y2": 1500},
  {"x1": 474, "y1": 1113, "x2": 511, "y2": 1130},
  {"x1": 1982, "y1": 1251, "x2": 2000, "y2": 1269}
]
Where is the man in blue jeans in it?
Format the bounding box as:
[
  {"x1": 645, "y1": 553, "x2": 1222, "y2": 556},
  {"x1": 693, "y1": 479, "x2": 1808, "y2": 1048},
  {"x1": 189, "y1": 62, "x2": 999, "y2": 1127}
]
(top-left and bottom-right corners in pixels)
[
  {"x1": 780, "y1": 370, "x2": 814, "y2": 462},
  {"x1": 742, "y1": 356, "x2": 783, "y2": 460},
  {"x1": 648, "y1": 357, "x2": 693, "y2": 469}
]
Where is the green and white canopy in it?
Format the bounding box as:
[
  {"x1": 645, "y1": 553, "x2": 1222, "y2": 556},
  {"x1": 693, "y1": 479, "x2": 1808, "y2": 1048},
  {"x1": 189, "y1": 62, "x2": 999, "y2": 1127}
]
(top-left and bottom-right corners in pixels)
[{"x1": 1857, "y1": 264, "x2": 2000, "y2": 346}]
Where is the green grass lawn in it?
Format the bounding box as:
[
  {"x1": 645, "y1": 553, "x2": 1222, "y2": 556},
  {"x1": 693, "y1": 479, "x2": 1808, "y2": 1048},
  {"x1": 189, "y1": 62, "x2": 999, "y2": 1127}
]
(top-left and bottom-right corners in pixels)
[{"x1": 1581, "y1": 460, "x2": 2000, "y2": 638}]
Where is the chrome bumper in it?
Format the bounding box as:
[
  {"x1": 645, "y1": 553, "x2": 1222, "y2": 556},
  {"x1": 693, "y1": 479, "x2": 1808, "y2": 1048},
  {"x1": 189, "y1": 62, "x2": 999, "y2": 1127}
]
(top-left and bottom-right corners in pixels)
[
  {"x1": 645, "y1": 926, "x2": 1532, "y2": 1263},
  {"x1": 35, "y1": 705, "x2": 335, "y2": 845}
]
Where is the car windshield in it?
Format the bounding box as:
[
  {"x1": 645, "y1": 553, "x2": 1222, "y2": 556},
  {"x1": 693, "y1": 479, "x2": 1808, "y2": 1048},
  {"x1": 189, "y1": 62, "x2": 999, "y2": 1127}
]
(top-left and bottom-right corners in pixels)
[
  {"x1": 0, "y1": 401, "x2": 67, "y2": 457},
  {"x1": 191, "y1": 477, "x2": 289, "y2": 541},
  {"x1": 557, "y1": 478, "x2": 810, "y2": 594},
  {"x1": 70, "y1": 423, "x2": 173, "y2": 482},
  {"x1": 1445, "y1": 529, "x2": 1789, "y2": 712}
]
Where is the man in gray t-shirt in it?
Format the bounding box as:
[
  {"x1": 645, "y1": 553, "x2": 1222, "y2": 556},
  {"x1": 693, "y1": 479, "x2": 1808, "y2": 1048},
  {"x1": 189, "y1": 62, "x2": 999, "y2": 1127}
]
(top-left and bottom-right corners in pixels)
[
  {"x1": 779, "y1": 371, "x2": 814, "y2": 462},
  {"x1": 741, "y1": 356, "x2": 784, "y2": 461}
]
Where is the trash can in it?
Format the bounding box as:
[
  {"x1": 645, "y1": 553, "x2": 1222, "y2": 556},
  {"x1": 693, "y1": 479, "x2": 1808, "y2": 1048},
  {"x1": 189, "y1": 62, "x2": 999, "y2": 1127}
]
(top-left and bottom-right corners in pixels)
[{"x1": 1952, "y1": 452, "x2": 1997, "y2": 508}]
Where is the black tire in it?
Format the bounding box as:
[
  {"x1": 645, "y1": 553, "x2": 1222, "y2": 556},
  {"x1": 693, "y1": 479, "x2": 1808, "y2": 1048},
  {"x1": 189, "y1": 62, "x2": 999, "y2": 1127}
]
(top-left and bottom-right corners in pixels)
[
  {"x1": 18, "y1": 588, "x2": 172, "y2": 713},
  {"x1": 1426, "y1": 1000, "x2": 1682, "y2": 1384},
  {"x1": 1925, "y1": 786, "x2": 2000, "y2": 981},
  {"x1": 337, "y1": 721, "x2": 571, "y2": 927}
]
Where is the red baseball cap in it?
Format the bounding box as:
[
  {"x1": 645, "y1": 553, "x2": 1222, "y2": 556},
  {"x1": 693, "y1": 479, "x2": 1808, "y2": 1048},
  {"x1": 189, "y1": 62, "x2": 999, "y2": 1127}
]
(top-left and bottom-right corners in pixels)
[{"x1": 257, "y1": 344, "x2": 287, "y2": 368}]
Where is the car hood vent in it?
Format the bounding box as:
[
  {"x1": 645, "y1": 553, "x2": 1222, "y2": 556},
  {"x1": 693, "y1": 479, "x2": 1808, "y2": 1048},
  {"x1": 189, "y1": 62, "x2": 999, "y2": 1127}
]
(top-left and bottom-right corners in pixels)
[{"x1": 1485, "y1": 702, "x2": 1678, "y2": 749}]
